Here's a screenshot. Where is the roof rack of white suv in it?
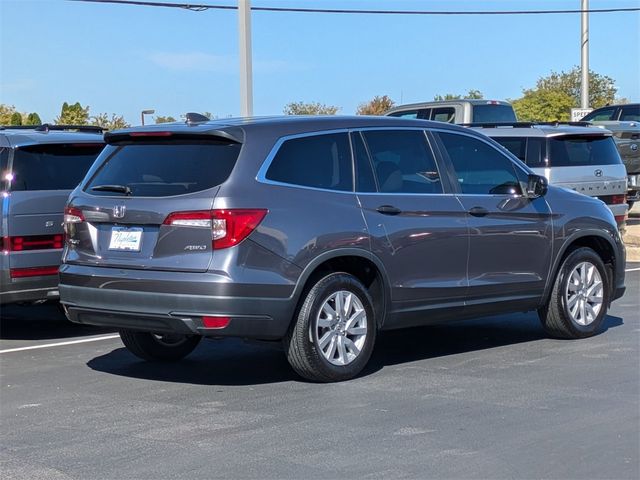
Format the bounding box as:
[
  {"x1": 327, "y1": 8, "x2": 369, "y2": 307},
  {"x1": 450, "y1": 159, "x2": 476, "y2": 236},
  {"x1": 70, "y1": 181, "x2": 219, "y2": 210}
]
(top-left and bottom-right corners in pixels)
[{"x1": 462, "y1": 121, "x2": 594, "y2": 128}]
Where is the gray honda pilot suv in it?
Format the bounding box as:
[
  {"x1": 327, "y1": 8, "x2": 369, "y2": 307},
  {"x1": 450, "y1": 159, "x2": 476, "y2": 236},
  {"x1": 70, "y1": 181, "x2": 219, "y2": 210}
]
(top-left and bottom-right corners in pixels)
[{"x1": 59, "y1": 116, "x2": 626, "y2": 382}]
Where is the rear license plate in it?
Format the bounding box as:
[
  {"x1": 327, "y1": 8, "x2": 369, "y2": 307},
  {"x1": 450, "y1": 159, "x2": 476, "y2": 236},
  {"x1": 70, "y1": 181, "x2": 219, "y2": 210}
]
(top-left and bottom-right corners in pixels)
[{"x1": 109, "y1": 227, "x2": 143, "y2": 251}]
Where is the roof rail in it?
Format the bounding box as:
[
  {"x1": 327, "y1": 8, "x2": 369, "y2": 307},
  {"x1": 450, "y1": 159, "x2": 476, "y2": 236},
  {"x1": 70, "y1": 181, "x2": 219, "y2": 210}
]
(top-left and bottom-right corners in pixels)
[
  {"x1": 0, "y1": 125, "x2": 43, "y2": 130},
  {"x1": 34, "y1": 124, "x2": 105, "y2": 134},
  {"x1": 462, "y1": 121, "x2": 596, "y2": 129},
  {"x1": 185, "y1": 112, "x2": 210, "y2": 125}
]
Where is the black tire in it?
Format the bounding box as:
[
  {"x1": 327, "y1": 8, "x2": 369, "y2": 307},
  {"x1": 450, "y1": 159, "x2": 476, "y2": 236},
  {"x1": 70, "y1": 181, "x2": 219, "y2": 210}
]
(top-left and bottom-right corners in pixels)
[
  {"x1": 119, "y1": 330, "x2": 201, "y2": 361},
  {"x1": 538, "y1": 247, "x2": 610, "y2": 339},
  {"x1": 284, "y1": 272, "x2": 377, "y2": 382}
]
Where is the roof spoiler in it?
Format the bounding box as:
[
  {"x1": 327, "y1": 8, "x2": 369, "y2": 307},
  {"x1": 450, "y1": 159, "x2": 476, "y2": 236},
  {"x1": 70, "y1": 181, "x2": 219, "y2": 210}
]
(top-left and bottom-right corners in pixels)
[{"x1": 0, "y1": 124, "x2": 105, "y2": 133}]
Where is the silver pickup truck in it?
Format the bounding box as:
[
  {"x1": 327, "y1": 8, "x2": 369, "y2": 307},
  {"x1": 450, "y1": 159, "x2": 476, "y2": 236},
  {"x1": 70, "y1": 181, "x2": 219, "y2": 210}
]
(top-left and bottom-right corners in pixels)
[{"x1": 582, "y1": 104, "x2": 640, "y2": 208}]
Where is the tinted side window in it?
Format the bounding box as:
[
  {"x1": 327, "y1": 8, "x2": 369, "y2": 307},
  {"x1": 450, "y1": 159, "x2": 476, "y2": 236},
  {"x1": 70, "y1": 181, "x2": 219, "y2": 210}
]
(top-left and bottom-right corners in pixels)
[
  {"x1": 439, "y1": 132, "x2": 522, "y2": 195},
  {"x1": 11, "y1": 144, "x2": 103, "y2": 191},
  {"x1": 492, "y1": 137, "x2": 545, "y2": 168},
  {"x1": 432, "y1": 108, "x2": 455, "y2": 123},
  {"x1": 620, "y1": 105, "x2": 640, "y2": 121},
  {"x1": 87, "y1": 141, "x2": 240, "y2": 197},
  {"x1": 388, "y1": 110, "x2": 418, "y2": 119},
  {"x1": 351, "y1": 132, "x2": 376, "y2": 192},
  {"x1": 494, "y1": 137, "x2": 527, "y2": 162},
  {"x1": 362, "y1": 130, "x2": 442, "y2": 194},
  {"x1": 266, "y1": 133, "x2": 352, "y2": 191},
  {"x1": 548, "y1": 136, "x2": 622, "y2": 167},
  {"x1": 582, "y1": 107, "x2": 617, "y2": 121}
]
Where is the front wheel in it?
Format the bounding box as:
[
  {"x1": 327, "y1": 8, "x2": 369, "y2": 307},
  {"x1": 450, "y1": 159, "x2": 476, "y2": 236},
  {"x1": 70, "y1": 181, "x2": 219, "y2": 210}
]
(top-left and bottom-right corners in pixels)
[
  {"x1": 284, "y1": 273, "x2": 377, "y2": 382},
  {"x1": 539, "y1": 247, "x2": 610, "y2": 339},
  {"x1": 119, "y1": 330, "x2": 201, "y2": 361}
]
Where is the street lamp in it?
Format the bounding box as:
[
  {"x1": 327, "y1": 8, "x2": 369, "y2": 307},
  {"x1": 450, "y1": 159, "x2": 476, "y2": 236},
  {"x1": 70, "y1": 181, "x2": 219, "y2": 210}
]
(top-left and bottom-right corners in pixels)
[{"x1": 141, "y1": 109, "x2": 155, "y2": 126}]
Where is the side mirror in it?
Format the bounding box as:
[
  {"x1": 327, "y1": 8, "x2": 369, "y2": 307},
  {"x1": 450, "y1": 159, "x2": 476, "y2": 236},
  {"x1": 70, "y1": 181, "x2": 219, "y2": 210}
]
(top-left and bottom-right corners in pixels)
[{"x1": 526, "y1": 174, "x2": 548, "y2": 199}]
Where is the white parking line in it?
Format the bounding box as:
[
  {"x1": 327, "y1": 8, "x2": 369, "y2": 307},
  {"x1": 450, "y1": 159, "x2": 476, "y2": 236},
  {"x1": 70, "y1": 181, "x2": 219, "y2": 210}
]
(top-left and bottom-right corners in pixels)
[
  {"x1": 0, "y1": 334, "x2": 120, "y2": 354},
  {"x1": 626, "y1": 267, "x2": 640, "y2": 272}
]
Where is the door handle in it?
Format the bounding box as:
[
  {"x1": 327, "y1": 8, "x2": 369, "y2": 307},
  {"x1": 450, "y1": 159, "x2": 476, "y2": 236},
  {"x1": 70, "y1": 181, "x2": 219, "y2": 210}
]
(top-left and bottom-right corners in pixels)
[
  {"x1": 468, "y1": 206, "x2": 489, "y2": 217},
  {"x1": 376, "y1": 205, "x2": 402, "y2": 215}
]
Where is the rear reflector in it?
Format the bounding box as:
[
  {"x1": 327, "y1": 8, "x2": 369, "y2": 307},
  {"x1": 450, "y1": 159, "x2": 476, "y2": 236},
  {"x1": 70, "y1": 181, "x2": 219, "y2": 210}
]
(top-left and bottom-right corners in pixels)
[
  {"x1": 202, "y1": 316, "x2": 231, "y2": 329},
  {"x1": 64, "y1": 206, "x2": 85, "y2": 224},
  {"x1": 163, "y1": 209, "x2": 267, "y2": 249},
  {"x1": 610, "y1": 194, "x2": 627, "y2": 205},
  {"x1": 4, "y1": 235, "x2": 64, "y2": 252},
  {"x1": 10, "y1": 266, "x2": 59, "y2": 278}
]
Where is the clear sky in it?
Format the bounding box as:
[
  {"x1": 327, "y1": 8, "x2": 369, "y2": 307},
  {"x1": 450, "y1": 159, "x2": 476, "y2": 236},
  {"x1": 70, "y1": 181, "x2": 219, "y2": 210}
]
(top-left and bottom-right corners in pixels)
[{"x1": 1, "y1": 0, "x2": 639, "y2": 124}]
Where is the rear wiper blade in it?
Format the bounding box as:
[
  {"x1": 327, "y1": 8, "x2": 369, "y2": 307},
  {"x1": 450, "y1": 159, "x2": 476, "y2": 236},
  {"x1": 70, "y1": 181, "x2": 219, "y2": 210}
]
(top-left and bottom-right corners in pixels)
[{"x1": 91, "y1": 184, "x2": 132, "y2": 195}]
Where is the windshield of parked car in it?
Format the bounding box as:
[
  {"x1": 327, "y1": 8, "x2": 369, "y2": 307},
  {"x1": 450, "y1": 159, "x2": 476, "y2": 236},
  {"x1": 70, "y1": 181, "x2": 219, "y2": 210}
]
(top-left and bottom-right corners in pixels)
[{"x1": 8, "y1": 143, "x2": 104, "y2": 191}]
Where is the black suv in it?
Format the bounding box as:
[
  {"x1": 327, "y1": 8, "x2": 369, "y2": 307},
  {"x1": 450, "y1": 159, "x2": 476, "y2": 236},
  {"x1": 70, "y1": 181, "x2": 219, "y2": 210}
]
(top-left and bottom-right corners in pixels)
[
  {"x1": 1, "y1": 125, "x2": 105, "y2": 304},
  {"x1": 59, "y1": 116, "x2": 625, "y2": 382}
]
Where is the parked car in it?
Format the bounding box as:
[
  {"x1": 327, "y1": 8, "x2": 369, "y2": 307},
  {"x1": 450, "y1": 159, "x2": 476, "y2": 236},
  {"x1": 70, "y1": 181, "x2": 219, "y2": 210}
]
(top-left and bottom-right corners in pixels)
[
  {"x1": 59, "y1": 116, "x2": 625, "y2": 382},
  {"x1": 386, "y1": 99, "x2": 517, "y2": 124},
  {"x1": 472, "y1": 122, "x2": 629, "y2": 228},
  {"x1": 581, "y1": 104, "x2": 640, "y2": 208},
  {"x1": 0, "y1": 124, "x2": 105, "y2": 304}
]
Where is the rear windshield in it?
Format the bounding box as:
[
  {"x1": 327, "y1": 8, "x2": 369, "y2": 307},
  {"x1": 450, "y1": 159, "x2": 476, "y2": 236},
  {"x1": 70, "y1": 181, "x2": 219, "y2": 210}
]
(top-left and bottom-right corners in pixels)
[
  {"x1": 86, "y1": 141, "x2": 241, "y2": 197},
  {"x1": 472, "y1": 105, "x2": 517, "y2": 123},
  {"x1": 9, "y1": 143, "x2": 104, "y2": 191},
  {"x1": 548, "y1": 136, "x2": 622, "y2": 167}
]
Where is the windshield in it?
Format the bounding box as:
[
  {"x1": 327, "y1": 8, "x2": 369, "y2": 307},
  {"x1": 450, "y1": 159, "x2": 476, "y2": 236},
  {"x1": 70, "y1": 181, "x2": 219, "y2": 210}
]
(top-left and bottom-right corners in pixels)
[{"x1": 8, "y1": 143, "x2": 104, "y2": 191}]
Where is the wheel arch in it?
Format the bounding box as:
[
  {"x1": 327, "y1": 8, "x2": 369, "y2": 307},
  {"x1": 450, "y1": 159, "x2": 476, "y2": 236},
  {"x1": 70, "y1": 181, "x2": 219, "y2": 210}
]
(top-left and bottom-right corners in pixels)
[{"x1": 290, "y1": 249, "x2": 391, "y2": 329}]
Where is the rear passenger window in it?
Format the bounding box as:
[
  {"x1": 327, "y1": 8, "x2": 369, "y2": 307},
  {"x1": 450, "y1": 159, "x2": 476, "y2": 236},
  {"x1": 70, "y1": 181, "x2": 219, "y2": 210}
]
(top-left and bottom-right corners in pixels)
[
  {"x1": 620, "y1": 105, "x2": 640, "y2": 121},
  {"x1": 439, "y1": 132, "x2": 522, "y2": 195},
  {"x1": 266, "y1": 133, "x2": 352, "y2": 191},
  {"x1": 431, "y1": 108, "x2": 455, "y2": 123},
  {"x1": 362, "y1": 130, "x2": 442, "y2": 194}
]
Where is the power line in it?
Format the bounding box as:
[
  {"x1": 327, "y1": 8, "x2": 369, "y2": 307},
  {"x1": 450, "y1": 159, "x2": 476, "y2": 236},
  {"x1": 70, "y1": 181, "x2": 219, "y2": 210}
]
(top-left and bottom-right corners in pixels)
[{"x1": 67, "y1": 0, "x2": 640, "y2": 15}]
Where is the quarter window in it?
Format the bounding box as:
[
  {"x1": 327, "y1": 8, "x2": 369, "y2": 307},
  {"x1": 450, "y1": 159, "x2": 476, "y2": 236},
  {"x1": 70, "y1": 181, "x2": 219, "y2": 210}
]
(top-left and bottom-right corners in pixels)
[
  {"x1": 431, "y1": 107, "x2": 455, "y2": 123},
  {"x1": 266, "y1": 133, "x2": 353, "y2": 191},
  {"x1": 439, "y1": 132, "x2": 522, "y2": 195},
  {"x1": 362, "y1": 130, "x2": 443, "y2": 194}
]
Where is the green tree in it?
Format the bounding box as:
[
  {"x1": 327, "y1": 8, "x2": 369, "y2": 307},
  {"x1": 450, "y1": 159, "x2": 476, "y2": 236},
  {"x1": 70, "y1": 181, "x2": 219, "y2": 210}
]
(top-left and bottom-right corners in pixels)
[
  {"x1": 511, "y1": 89, "x2": 575, "y2": 122},
  {"x1": 433, "y1": 89, "x2": 483, "y2": 101},
  {"x1": 91, "y1": 113, "x2": 130, "y2": 131},
  {"x1": 10, "y1": 112, "x2": 23, "y2": 125},
  {"x1": 155, "y1": 115, "x2": 177, "y2": 124},
  {"x1": 25, "y1": 112, "x2": 42, "y2": 125},
  {"x1": 534, "y1": 67, "x2": 616, "y2": 109},
  {"x1": 0, "y1": 104, "x2": 18, "y2": 125},
  {"x1": 55, "y1": 102, "x2": 90, "y2": 125},
  {"x1": 356, "y1": 95, "x2": 395, "y2": 115},
  {"x1": 283, "y1": 101, "x2": 340, "y2": 115}
]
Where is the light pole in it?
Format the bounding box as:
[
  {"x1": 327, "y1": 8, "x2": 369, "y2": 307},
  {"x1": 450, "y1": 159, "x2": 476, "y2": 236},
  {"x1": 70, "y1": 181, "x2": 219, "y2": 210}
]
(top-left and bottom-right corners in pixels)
[
  {"x1": 238, "y1": 0, "x2": 253, "y2": 117},
  {"x1": 581, "y1": 0, "x2": 589, "y2": 109},
  {"x1": 141, "y1": 109, "x2": 155, "y2": 126}
]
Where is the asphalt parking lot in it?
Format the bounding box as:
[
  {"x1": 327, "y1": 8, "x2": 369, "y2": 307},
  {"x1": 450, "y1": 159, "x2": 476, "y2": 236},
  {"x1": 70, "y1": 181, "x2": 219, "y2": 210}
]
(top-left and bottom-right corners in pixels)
[{"x1": 1, "y1": 265, "x2": 639, "y2": 480}]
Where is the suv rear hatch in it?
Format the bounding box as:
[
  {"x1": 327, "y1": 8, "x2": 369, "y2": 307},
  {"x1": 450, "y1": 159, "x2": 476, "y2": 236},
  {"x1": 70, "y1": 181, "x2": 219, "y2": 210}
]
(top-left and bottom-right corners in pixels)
[
  {"x1": 64, "y1": 133, "x2": 243, "y2": 273},
  {"x1": 4, "y1": 142, "x2": 104, "y2": 279}
]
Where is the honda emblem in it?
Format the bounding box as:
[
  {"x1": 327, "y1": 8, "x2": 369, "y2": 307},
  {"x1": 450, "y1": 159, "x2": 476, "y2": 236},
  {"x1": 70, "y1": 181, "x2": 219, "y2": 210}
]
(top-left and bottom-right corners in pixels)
[{"x1": 113, "y1": 205, "x2": 126, "y2": 218}]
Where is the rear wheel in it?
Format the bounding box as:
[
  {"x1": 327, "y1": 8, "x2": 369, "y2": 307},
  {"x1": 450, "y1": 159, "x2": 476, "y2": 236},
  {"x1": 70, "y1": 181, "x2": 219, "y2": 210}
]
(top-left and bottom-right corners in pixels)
[
  {"x1": 284, "y1": 273, "x2": 376, "y2": 382},
  {"x1": 119, "y1": 330, "x2": 201, "y2": 361},
  {"x1": 539, "y1": 247, "x2": 610, "y2": 339}
]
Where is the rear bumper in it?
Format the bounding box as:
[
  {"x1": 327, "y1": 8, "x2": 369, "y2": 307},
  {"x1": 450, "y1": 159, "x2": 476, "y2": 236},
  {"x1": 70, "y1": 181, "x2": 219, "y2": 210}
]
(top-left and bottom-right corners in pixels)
[
  {"x1": 0, "y1": 276, "x2": 60, "y2": 304},
  {"x1": 59, "y1": 264, "x2": 297, "y2": 340}
]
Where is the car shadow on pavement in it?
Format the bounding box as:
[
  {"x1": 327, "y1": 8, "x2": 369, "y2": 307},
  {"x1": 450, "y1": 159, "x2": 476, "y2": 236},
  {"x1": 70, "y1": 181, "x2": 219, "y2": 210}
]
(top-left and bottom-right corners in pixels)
[
  {"x1": 86, "y1": 311, "x2": 624, "y2": 386},
  {"x1": 0, "y1": 303, "x2": 114, "y2": 340}
]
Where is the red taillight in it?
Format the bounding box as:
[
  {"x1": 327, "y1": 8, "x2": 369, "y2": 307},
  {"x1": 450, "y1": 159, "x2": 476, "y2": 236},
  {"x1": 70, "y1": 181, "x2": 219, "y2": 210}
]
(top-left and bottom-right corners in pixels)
[
  {"x1": 610, "y1": 194, "x2": 627, "y2": 205},
  {"x1": 64, "y1": 206, "x2": 84, "y2": 224},
  {"x1": 10, "y1": 266, "x2": 59, "y2": 278},
  {"x1": 129, "y1": 131, "x2": 173, "y2": 137},
  {"x1": 202, "y1": 316, "x2": 231, "y2": 329},
  {"x1": 3, "y1": 235, "x2": 64, "y2": 252},
  {"x1": 163, "y1": 209, "x2": 267, "y2": 249},
  {"x1": 614, "y1": 214, "x2": 627, "y2": 224}
]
